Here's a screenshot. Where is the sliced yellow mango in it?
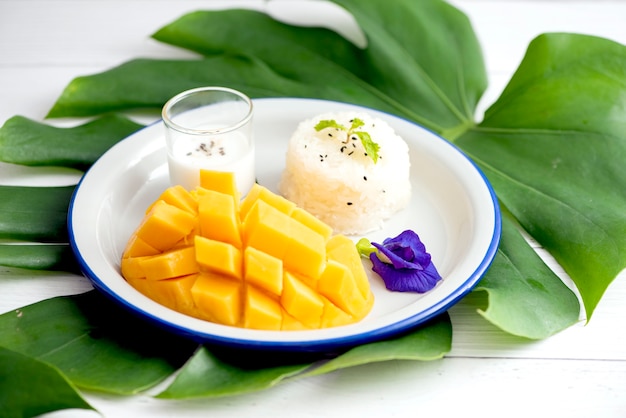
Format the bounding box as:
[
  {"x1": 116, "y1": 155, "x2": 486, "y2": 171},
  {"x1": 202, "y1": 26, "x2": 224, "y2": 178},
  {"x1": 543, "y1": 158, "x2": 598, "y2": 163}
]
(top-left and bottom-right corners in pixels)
[
  {"x1": 283, "y1": 219, "x2": 326, "y2": 280},
  {"x1": 321, "y1": 297, "x2": 354, "y2": 328},
  {"x1": 197, "y1": 189, "x2": 242, "y2": 248},
  {"x1": 281, "y1": 310, "x2": 309, "y2": 331},
  {"x1": 121, "y1": 256, "x2": 148, "y2": 280},
  {"x1": 194, "y1": 235, "x2": 242, "y2": 279},
  {"x1": 290, "y1": 207, "x2": 333, "y2": 242},
  {"x1": 240, "y1": 183, "x2": 295, "y2": 222},
  {"x1": 200, "y1": 169, "x2": 240, "y2": 203},
  {"x1": 318, "y1": 260, "x2": 367, "y2": 317},
  {"x1": 243, "y1": 200, "x2": 291, "y2": 260},
  {"x1": 152, "y1": 185, "x2": 197, "y2": 215},
  {"x1": 244, "y1": 246, "x2": 283, "y2": 296},
  {"x1": 139, "y1": 246, "x2": 198, "y2": 281},
  {"x1": 126, "y1": 276, "x2": 152, "y2": 298},
  {"x1": 243, "y1": 285, "x2": 283, "y2": 330},
  {"x1": 326, "y1": 235, "x2": 372, "y2": 301},
  {"x1": 122, "y1": 169, "x2": 374, "y2": 331},
  {"x1": 146, "y1": 274, "x2": 197, "y2": 312},
  {"x1": 191, "y1": 272, "x2": 242, "y2": 326},
  {"x1": 135, "y1": 200, "x2": 195, "y2": 251},
  {"x1": 281, "y1": 272, "x2": 324, "y2": 328},
  {"x1": 123, "y1": 235, "x2": 160, "y2": 258}
]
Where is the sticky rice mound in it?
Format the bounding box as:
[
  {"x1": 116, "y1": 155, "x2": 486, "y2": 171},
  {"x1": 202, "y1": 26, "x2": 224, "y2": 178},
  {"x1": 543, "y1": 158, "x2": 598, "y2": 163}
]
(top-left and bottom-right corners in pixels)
[{"x1": 279, "y1": 111, "x2": 411, "y2": 235}]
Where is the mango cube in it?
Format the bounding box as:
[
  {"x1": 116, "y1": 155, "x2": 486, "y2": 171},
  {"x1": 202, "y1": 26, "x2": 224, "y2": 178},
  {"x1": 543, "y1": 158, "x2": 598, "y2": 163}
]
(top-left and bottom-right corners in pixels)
[
  {"x1": 139, "y1": 246, "x2": 199, "y2": 281},
  {"x1": 244, "y1": 246, "x2": 283, "y2": 296},
  {"x1": 281, "y1": 272, "x2": 324, "y2": 328},
  {"x1": 191, "y1": 273, "x2": 242, "y2": 326},
  {"x1": 200, "y1": 169, "x2": 240, "y2": 203},
  {"x1": 135, "y1": 200, "x2": 195, "y2": 251},
  {"x1": 243, "y1": 285, "x2": 283, "y2": 330},
  {"x1": 197, "y1": 189, "x2": 242, "y2": 248},
  {"x1": 195, "y1": 235, "x2": 242, "y2": 279},
  {"x1": 122, "y1": 169, "x2": 374, "y2": 330},
  {"x1": 147, "y1": 274, "x2": 198, "y2": 312}
]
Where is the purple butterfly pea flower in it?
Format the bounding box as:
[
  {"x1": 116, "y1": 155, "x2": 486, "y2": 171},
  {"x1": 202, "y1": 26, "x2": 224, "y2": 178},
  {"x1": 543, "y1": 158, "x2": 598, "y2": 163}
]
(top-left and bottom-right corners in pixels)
[{"x1": 369, "y1": 230, "x2": 442, "y2": 293}]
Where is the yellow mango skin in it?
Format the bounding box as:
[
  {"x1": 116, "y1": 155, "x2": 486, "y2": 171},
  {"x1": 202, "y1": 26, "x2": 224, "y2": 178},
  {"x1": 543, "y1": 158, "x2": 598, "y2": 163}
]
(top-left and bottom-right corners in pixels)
[{"x1": 122, "y1": 169, "x2": 374, "y2": 330}]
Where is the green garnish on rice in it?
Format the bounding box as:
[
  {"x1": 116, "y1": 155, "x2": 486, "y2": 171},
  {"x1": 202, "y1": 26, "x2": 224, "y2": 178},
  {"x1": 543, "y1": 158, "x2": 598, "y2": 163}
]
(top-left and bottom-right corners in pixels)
[{"x1": 315, "y1": 118, "x2": 380, "y2": 163}]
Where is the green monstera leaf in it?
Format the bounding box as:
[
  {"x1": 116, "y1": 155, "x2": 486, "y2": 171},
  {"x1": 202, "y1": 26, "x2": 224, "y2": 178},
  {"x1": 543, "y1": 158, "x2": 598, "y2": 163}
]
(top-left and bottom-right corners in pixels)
[
  {"x1": 0, "y1": 0, "x2": 624, "y2": 412},
  {"x1": 457, "y1": 33, "x2": 626, "y2": 319}
]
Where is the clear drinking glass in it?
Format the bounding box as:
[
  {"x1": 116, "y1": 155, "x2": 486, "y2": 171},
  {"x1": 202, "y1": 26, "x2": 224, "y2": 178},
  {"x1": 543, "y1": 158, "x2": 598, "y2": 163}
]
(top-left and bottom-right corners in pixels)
[{"x1": 162, "y1": 86, "x2": 255, "y2": 194}]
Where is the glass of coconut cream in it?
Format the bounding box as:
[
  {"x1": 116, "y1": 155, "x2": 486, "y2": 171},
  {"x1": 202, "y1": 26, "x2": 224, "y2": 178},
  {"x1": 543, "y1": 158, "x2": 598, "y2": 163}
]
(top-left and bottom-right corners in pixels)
[{"x1": 162, "y1": 86, "x2": 255, "y2": 194}]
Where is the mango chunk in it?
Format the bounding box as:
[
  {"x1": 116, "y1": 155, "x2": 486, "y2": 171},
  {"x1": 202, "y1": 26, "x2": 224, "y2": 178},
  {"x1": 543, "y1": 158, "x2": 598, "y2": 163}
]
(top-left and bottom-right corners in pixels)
[
  {"x1": 121, "y1": 256, "x2": 148, "y2": 280},
  {"x1": 240, "y1": 183, "x2": 295, "y2": 222},
  {"x1": 126, "y1": 276, "x2": 152, "y2": 299},
  {"x1": 243, "y1": 200, "x2": 291, "y2": 260},
  {"x1": 245, "y1": 199, "x2": 326, "y2": 279},
  {"x1": 197, "y1": 189, "x2": 242, "y2": 248},
  {"x1": 318, "y1": 260, "x2": 367, "y2": 317},
  {"x1": 281, "y1": 310, "x2": 310, "y2": 331},
  {"x1": 281, "y1": 272, "x2": 324, "y2": 328},
  {"x1": 244, "y1": 246, "x2": 283, "y2": 296},
  {"x1": 243, "y1": 286, "x2": 283, "y2": 330},
  {"x1": 123, "y1": 235, "x2": 160, "y2": 258},
  {"x1": 135, "y1": 200, "x2": 195, "y2": 251},
  {"x1": 122, "y1": 169, "x2": 374, "y2": 331},
  {"x1": 191, "y1": 272, "x2": 242, "y2": 326},
  {"x1": 195, "y1": 235, "x2": 242, "y2": 279},
  {"x1": 282, "y1": 219, "x2": 326, "y2": 280},
  {"x1": 139, "y1": 246, "x2": 198, "y2": 281},
  {"x1": 146, "y1": 274, "x2": 198, "y2": 312},
  {"x1": 200, "y1": 169, "x2": 240, "y2": 203},
  {"x1": 290, "y1": 208, "x2": 333, "y2": 242},
  {"x1": 321, "y1": 297, "x2": 354, "y2": 328},
  {"x1": 326, "y1": 235, "x2": 372, "y2": 301},
  {"x1": 153, "y1": 185, "x2": 198, "y2": 215}
]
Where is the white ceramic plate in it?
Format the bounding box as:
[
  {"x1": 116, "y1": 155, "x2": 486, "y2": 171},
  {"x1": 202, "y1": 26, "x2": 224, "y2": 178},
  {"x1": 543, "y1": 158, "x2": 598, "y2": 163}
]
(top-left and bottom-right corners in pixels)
[{"x1": 69, "y1": 98, "x2": 501, "y2": 352}]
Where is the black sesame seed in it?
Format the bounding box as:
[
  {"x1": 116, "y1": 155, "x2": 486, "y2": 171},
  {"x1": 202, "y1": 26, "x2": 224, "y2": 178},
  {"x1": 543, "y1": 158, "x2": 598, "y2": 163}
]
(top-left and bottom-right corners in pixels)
[
  {"x1": 347, "y1": 202, "x2": 353, "y2": 206},
  {"x1": 363, "y1": 176, "x2": 368, "y2": 181}
]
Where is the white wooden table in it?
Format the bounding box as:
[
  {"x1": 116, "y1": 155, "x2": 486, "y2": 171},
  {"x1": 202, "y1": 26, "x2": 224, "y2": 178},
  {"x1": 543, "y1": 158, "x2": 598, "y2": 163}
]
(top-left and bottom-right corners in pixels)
[{"x1": 1, "y1": 1, "x2": 625, "y2": 417}]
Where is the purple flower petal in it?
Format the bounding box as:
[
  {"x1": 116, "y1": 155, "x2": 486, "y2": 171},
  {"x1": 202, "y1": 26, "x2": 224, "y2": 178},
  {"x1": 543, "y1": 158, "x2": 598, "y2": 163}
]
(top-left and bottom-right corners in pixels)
[{"x1": 369, "y1": 230, "x2": 442, "y2": 293}]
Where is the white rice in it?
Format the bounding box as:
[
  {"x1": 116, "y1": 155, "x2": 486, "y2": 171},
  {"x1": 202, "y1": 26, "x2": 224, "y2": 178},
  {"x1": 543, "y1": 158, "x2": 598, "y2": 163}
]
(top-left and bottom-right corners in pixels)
[{"x1": 279, "y1": 111, "x2": 411, "y2": 235}]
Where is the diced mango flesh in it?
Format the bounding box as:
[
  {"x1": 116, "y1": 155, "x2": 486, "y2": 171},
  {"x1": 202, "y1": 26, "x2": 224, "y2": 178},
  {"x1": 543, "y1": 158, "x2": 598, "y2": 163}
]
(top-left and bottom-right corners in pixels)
[{"x1": 121, "y1": 170, "x2": 374, "y2": 330}]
